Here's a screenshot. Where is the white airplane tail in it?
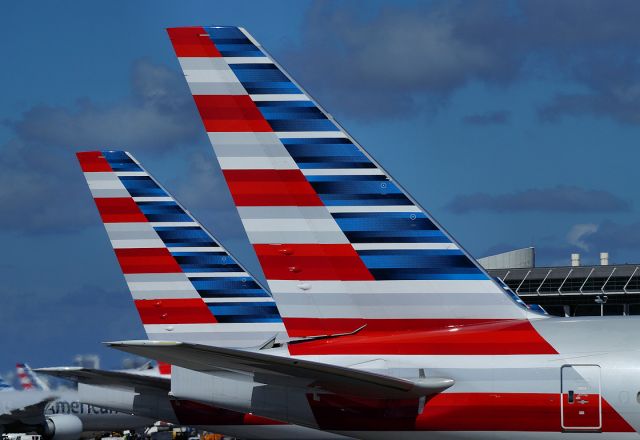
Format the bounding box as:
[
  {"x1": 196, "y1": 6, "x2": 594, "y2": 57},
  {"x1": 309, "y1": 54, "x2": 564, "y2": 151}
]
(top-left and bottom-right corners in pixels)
[
  {"x1": 77, "y1": 150, "x2": 285, "y2": 347},
  {"x1": 164, "y1": 27, "x2": 547, "y2": 353}
]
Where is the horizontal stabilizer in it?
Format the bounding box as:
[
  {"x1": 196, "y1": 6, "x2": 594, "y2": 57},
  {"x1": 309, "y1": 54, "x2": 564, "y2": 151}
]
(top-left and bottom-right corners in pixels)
[
  {"x1": 35, "y1": 367, "x2": 169, "y2": 391},
  {"x1": 107, "y1": 340, "x2": 454, "y2": 399}
]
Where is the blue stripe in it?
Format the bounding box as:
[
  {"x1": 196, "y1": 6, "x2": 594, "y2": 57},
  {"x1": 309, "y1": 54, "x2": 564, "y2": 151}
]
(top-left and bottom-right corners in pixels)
[
  {"x1": 138, "y1": 201, "x2": 191, "y2": 222},
  {"x1": 191, "y1": 277, "x2": 270, "y2": 298},
  {"x1": 118, "y1": 176, "x2": 166, "y2": 197},
  {"x1": 268, "y1": 119, "x2": 337, "y2": 131},
  {"x1": 208, "y1": 303, "x2": 282, "y2": 323},
  {"x1": 102, "y1": 151, "x2": 143, "y2": 172},
  {"x1": 154, "y1": 226, "x2": 217, "y2": 247},
  {"x1": 172, "y1": 252, "x2": 244, "y2": 273}
]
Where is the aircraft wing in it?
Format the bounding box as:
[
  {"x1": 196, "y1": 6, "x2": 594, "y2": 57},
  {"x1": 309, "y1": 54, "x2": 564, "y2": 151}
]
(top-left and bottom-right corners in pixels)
[
  {"x1": 0, "y1": 391, "x2": 57, "y2": 425},
  {"x1": 34, "y1": 367, "x2": 170, "y2": 392},
  {"x1": 107, "y1": 340, "x2": 453, "y2": 399}
]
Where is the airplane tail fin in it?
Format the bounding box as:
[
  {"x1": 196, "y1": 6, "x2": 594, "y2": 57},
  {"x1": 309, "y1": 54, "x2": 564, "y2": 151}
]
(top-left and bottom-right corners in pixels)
[
  {"x1": 77, "y1": 150, "x2": 284, "y2": 347},
  {"x1": 16, "y1": 363, "x2": 49, "y2": 391},
  {"x1": 165, "y1": 26, "x2": 538, "y2": 346}
]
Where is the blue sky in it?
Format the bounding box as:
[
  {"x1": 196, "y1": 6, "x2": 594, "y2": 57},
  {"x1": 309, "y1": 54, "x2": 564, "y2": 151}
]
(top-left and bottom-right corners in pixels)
[{"x1": 2, "y1": 0, "x2": 640, "y2": 373}]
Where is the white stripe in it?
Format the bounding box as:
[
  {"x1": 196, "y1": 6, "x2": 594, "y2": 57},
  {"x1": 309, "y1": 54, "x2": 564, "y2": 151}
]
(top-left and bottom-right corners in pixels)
[
  {"x1": 241, "y1": 218, "x2": 343, "y2": 233},
  {"x1": 186, "y1": 272, "x2": 250, "y2": 278},
  {"x1": 218, "y1": 156, "x2": 298, "y2": 170},
  {"x1": 110, "y1": 239, "x2": 165, "y2": 249},
  {"x1": 115, "y1": 171, "x2": 147, "y2": 177},
  {"x1": 301, "y1": 168, "x2": 385, "y2": 176},
  {"x1": 276, "y1": 131, "x2": 346, "y2": 139},
  {"x1": 326, "y1": 205, "x2": 422, "y2": 213},
  {"x1": 250, "y1": 94, "x2": 309, "y2": 101},
  {"x1": 267, "y1": 279, "x2": 505, "y2": 295},
  {"x1": 276, "y1": 302, "x2": 524, "y2": 320},
  {"x1": 223, "y1": 56, "x2": 271, "y2": 64},
  {"x1": 144, "y1": 323, "x2": 284, "y2": 333},
  {"x1": 150, "y1": 222, "x2": 199, "y2": 227},
  {"x1": 133, "y1": 197, "x2": 173, "y2": 202},
  {"x1": 352, "y1": 243, "x2": 458, "y2": 250},
  {"x1": 203, "y1": 297, "x2": 275, "y2": 303},
  {"x1": 169, "y1": 247, "x2": 223, "y2": 253},
  {"x1": 183, "y1": 69, "x2": 239, "y2": 83}
]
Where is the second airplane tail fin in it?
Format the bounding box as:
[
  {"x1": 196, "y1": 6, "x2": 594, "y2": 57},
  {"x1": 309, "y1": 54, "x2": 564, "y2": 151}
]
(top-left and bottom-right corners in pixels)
[
  {"x1": 77, "y1": 150, "x2": 285, "y2": 348},
  {"x1": 16, "y1": 363, "x2": 49, "y2": 391}
]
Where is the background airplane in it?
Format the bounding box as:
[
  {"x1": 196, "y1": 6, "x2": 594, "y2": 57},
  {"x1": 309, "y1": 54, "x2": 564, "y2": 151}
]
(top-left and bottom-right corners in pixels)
[
  {"x1": 16, "y1": 364, "x2": 49, "y2": 391},
  {"x1": 0, "y1": 365, "x2": 153, "y2": 439}
]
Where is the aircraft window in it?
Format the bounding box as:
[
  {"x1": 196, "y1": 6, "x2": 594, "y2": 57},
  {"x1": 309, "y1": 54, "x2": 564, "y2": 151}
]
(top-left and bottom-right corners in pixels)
[
  {"x1": 637, "y1": 392, "x2": 640, "y2": 404},
  {"x1": 568, "y1": 390, "x2": 574, "y2": 404}
]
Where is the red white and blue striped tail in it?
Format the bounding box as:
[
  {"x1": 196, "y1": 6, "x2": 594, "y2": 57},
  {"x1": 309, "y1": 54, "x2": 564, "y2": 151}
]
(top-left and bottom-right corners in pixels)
[
  {"x1": 77, "y1": 150, "x2": 285, "y2": 347},
  {"x1": 16, "y1": 363, "x2": 49, "y2": 391},
  {"x1": 166, "y1": 26, "x2": 534, "y2": 339}
]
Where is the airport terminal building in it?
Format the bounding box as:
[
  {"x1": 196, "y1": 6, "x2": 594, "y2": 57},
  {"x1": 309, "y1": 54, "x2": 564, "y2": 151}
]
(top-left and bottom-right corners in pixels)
[{"x1": 481, "y1": 248, "x2": 640, "y2": 316}]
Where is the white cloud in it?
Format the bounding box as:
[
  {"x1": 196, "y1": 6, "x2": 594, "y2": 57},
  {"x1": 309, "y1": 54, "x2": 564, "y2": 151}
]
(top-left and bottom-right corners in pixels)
[{"x1": 567, "y1": 223, "x2": 599, "y2": 251}]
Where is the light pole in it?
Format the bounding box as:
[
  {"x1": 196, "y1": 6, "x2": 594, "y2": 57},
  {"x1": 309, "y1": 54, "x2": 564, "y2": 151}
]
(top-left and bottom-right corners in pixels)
[{"x1": 595, "y1": 295, "x2": 608, "y2": 317}]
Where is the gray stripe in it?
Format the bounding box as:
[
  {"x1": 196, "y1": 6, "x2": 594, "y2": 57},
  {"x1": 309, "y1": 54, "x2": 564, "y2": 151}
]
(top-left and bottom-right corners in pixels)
[
  {"x1": 208, "y1": 132, "x2": 283, "y2": 146},
  {"x1": 214, "y1": 142, "x2": 291, "y2": 158},
  {"x1": 188, "y1": 82, "x2": 247, "y2": 95},
  {"x1": 105, "y1": 222, "x2": 159, "y2": 241},
  {"x1": 247, "y1": 230, "x2": 349, "y2": 244},
  {"x1": 124, "y1": 273, "x2": 188, "y2": 283},
  {"x1": 238, "y1": 206, "x2": 334, "y2": 220},
  {"x1": 179, "y1": 57, "x2": 230, "y2": 70},
  {"x1": 89, "y1": 188, "x2": 130, "y2": 197}
]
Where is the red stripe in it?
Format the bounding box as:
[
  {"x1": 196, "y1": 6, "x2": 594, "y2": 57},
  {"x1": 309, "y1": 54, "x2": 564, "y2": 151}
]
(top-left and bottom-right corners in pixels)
[
  {"x1": 308, "y1": 393, "x2": 634, "y2": 432},
  {"x1": 77, "y1": 151, "x2": 112, "y2": 172},
  {"x1": 287, "y1": 319, "x2": 558, "y2": 355},
  {"x1": 94, "y1": 198, "x2": 147, "y2": 223},
  {"x1": 170, "y1": 399, "x2": 285, "y2": 426},
  {"x1": 223, "y1": 169, "x2": 323, "y2": 206},
  {"x1": 157, "y1": 362, "x2": 172, "y2": 376},
  {"x1": 167, "y1": 27, "x2": 222, "y2": 57},
  {"x1": 193, "y1": 95, "x2": 272, "y2": 132},
  {"x1": 135, "y1": 298, "x2": 216, "y2": 324},
  {"x1": 115, "y1": 248, "x2": 182, "y2": 274},
  {"x1": 254, "y1": 243, "x2": 374, "y2": 281}
]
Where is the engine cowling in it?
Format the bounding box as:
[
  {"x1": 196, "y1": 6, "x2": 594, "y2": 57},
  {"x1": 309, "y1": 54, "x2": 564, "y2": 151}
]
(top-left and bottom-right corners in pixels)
[{"x1": 44, "y1": 414, "x2": 83, "y2": 440}]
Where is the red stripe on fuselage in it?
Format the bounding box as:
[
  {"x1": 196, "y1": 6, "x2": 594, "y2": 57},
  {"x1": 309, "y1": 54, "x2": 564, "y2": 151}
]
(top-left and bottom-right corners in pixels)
[
  {"x1": 135, "y1": 298, "x2": 216, "y2": 324},
  {"x1": 115, "y1": 248, "x2": 183, "y2": 274},
  {"x1": 287, "y1": 319, "x2": 558, "y2": 355},
  {"x1": 254, "y1": 243, "x2": 375, "y2": 281},
  {"x1": 223, "y1": 169, "x2": 324, "y2": 206},
  {"x1": 170, "y1": 399, "x2": 284, "y2": 426},
  {"x1": 94, "y1": 197, "x2": 148, "y2": 223},
  {"x1": 77, "y1": 151, "x2": 112, "y2": 172},
  {"x1": 307, "y1": 393, "x2": 634, "y2": 432},
  {"x1": 157, "y1": 362, "x2": 172, "y2": 376},
  {"x1": 167, "y1": 27, "x2": 222, "y2": 57},
  {"x1": 194, "y1": 95, "x2": 272, "y2": 132}
]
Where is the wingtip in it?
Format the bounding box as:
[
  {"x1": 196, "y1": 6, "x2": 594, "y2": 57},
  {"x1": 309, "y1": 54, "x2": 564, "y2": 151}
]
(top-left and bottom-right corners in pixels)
[
  {"x1": 104, "y1": 340, "x2": 183, "y2": 347},
  {"x1": 33, "y1": 366, "x2": 83, "y2": 373}
]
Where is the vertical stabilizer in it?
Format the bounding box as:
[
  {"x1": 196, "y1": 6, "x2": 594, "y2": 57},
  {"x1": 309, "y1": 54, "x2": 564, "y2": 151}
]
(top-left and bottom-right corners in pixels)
[
  {"x1": 77, "y1": 150, "x2": 285, "y2": 347},
  {"x1": 165, "y1": 26, "x2": 530, "y2": 339}
]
